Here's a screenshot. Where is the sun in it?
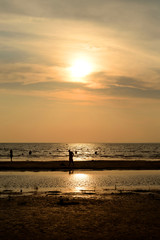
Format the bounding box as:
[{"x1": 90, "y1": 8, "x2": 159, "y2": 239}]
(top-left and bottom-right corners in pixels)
[{"x1": 70, "y1": 58, "x2": 92, "y2": 78}]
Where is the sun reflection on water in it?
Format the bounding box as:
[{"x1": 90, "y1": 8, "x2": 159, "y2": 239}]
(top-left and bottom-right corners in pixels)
[
  {"x1": 74, "y1": 186, "x2": 84, "y2": 192},
  {"x1": 70, "y1": 173, "x2": 91, "y2": 192},
  {"x1": 72, "y1": 173, "x2": 89, "y2": 181}
]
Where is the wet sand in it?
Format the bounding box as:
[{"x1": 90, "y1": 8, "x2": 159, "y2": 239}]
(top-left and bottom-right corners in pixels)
[
  {"x1": 0, "y1": 191, "x2": 160, "y2": 240},
  {"x1": 0, "y1": 160, "x2": 160, "y2": 171}
]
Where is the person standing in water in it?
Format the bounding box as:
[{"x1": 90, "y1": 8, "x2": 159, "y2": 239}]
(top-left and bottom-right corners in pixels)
[
  {"x1": 68, "y1": 150, "x2": 74, "y2": 167},
  {"x1": 10, "y1": 149, "x2": 13, "y2": 162}
]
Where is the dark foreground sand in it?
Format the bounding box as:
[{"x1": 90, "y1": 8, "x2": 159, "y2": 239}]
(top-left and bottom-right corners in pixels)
[
  {"x1": 0, "y1": 191, "x2": 160, "y2": 240},
  {"x1": 0, "y1": 160, "x2": 160, "y2": 171}
]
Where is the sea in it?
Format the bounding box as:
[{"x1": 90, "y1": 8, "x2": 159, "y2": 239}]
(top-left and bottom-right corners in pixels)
[
  {"x1": 1, "y1": 143, "x2": 160, "y2": 193},
  {"x1": 0, "y1": 143, "x2": 160, "y2": 162}
]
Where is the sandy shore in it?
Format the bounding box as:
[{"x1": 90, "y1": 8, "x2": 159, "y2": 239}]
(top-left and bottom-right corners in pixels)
[
  {"x1": 0, "y1": 191, "x2": 160, "y2": 240},
  {"x1": 0, "y1": 160, "x2": 160, "y2": 171}
]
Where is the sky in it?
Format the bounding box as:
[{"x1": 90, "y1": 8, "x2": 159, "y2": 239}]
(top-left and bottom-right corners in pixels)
[{"x1": 0, "y1": 0, "x2": 160, "y2": 143}]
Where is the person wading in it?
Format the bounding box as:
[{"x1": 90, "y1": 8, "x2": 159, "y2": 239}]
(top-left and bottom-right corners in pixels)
[
  {"x1": 68, "y1": 150, "x2": 74, "y2": 167},
  {"x1": 10, "y1": 149, "x2": 13, "y2": 162}
]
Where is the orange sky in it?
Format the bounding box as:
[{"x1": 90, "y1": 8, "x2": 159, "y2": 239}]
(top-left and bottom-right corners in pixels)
[{"x1": 0, "y1": 0, "x2": 160, "y2": 142}]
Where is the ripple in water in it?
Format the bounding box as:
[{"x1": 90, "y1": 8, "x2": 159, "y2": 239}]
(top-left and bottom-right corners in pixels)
[{"x1": 0, "y1": 170, "x2": 160, "y2": 193}]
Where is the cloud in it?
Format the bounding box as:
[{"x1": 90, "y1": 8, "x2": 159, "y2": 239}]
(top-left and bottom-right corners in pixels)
[
  {"x1": 1, "y1": 1, "x2": 160, "y2": 70},
  {"x1": 114, "y1": 76, "x2": 146, "y2": 89},
  {"x1": 0, "y1": 30, "x2": 35, "y2": 39},
  {"x1": 0, "y1": 62, "x2": 72, "y2": 85},
  {"x1": 0, "y1": 48, "x2": 33, "y2": 64},
  {"x1": 85, "y1": 72, "x2": 160, "y2": 100},
  {"x1": 1, "y1": 0, "x2": 160, "y2": 103},
  {"x1": 0, "y1": 80, "x2": 84, "y2": 91},
  {"x1": 1, "y1": 0, "x2": 160, "y2": 39},
  {"x1": 1, "y1": 67, "x2": 160, "y2": 102},
  {"x1": 104, "y1": 85, "x2": 160, "y2": 99}
]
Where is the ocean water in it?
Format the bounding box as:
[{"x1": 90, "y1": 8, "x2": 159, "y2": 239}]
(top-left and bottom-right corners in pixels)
[{"x1": 0, "y1": 143, "x2": 160, "y2": 161}]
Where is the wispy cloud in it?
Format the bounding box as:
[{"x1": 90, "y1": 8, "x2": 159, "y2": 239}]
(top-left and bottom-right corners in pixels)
[
  {"x1": 0, "y1": 0, "x2": 160, "y2": 102},
  {"x1": 1, "y1": 68, "x2": 160, "y2": 102},
  {"x1": 1, "y1": 0, "x2": 160, "y2": 37},
  {"x1": 86, "y1": 72, "x2": 160, "y2": 99}
]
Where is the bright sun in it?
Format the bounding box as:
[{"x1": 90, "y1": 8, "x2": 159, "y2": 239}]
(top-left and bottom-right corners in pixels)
[{"x1": 70, "y1": 58, "x2": 92, "y2": 78}]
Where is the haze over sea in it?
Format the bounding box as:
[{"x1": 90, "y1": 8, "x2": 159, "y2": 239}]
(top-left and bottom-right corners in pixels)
[{"x1": 0, "y1": 143, "x2": 160, "y2": 162}]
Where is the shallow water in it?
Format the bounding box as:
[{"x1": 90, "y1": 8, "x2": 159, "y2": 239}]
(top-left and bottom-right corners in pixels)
[
  {"x1": 0, "y1": 143, "x2": 160, "y2": 161},
  {"x1": 0, "y1": 170, "x2": 160, "y2": 194}
]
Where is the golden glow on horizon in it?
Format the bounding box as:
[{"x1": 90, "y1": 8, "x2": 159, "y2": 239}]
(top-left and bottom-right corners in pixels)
[{"x1": 70, "y1": 58, "x2": 93, "y2": 78}]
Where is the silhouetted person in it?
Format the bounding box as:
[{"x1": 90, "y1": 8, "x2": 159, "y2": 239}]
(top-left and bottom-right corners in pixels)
[
  {"x1": 29, "y1": 150, "x2": 32, "y2": 155},
  {"x1": 10, "y1": 149, "x2": 13, "y2": 162},
  {"x1": 68, "y1": 150, "x2": 74, "y2": 167}
]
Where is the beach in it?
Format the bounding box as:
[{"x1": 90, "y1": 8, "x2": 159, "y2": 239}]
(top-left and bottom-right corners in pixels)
[
  {"x1": 0, "y1": 160, "x2": 160, "y2": 171},
  {"x1": 0, "y1": 191, "x2": 160, "y2": 240},
  {"x1": 1, "y1": 160, "x2": 160, "y2": 239}
]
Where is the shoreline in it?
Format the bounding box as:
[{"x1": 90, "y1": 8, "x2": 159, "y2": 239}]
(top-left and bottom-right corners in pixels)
[{"x1": 0, "y1": 160, "x2": 160, "y2": 171}]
